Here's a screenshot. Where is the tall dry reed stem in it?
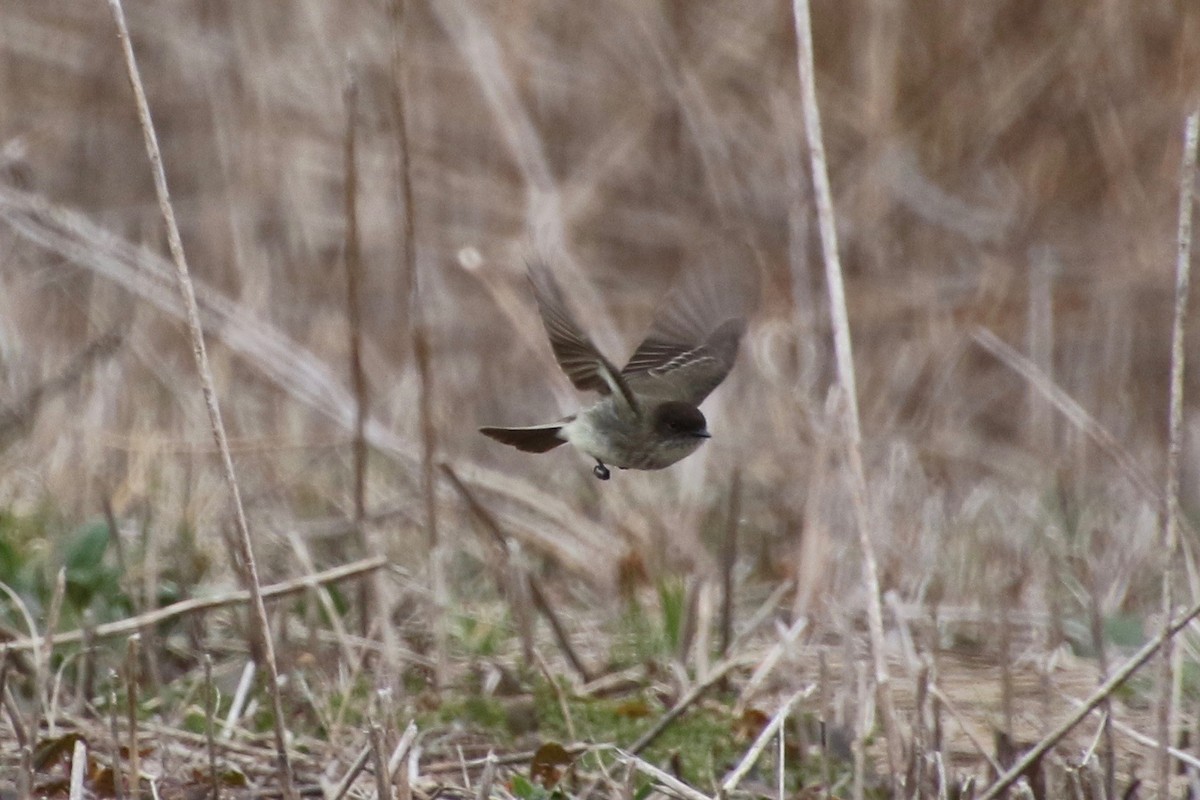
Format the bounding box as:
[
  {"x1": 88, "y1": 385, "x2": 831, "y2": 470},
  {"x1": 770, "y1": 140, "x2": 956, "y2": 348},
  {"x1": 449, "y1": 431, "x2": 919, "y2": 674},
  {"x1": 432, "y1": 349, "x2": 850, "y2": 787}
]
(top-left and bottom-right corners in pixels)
[
  {"x1": 343, "y1": 69, "x2": 373, "y2": 640},
  {"x1": 388, "y1": 0, "x2": 446, "y2": 689},
  {"x1": 1155, "y1": 109, "x2": 1199, "y2": 800},
  {"x1": 789, "y1": 0, "x2": 903, "y2": 786},
  {"x1": 104, "y1": 2, "x2": 294, "y2": 794}
]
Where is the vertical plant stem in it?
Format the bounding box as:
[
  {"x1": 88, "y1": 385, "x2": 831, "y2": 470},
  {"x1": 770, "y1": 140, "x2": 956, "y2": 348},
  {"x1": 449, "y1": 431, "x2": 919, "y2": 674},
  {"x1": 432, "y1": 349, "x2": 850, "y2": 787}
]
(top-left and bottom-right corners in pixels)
[
  {"x1": 388, "y1": 0, "x2": 445, "y2": 690},
  {"x1": 35, "y1": 567, "x2": 66, "y2": 740},
  {"x1": 3, "y1": 680, "x2": 31, "y2": 798},
  {"x1": 1026, "y1": 248, "x2": 1056, "y2": 449},
  {"x1": 1156, "y1": 109, "x2": 1199, "y2": 800},
  {"x1": 69, "y1": 737, "x2": 87, "y2": 800},
  {"x1": 389, "y1": 0, "x2": 417, "y2": 339},
  {"x1": 719, "y1": 470, "x2": 740, "y2": 660},
  {"x1": 1087, "y1": 567, "x2": 1115, "y2": 797},
  {"x1": 529, "y1": 577, "x2": 593, "y2": 683},
  {"x1": 108, "y1": 675, "x2": 125, "y2": 800},
  {"x1": 125, "y1": 635, "x2": 140, "y2": 793},
  {"x1": 79, "y1": 612, "x2": 96, "y2": 712},
  {"x1": 416, "y1": 327, "x2": 446, "y2": 687},
  {"x1": 371, "y1": 722, "x2": 393, "y2": 800},
  {"x1": 343, "y1": 68, "x2": 373, "y2": 641},
  {"x1": 789, "y1": 0, "x2": 903, "y2": 785},
  {"x1": 104, "y1": 2, "x2": 294, "y2": 795},
  {"x1": 103, "y1": 497, "x2": 129, "y2": 594},
  {"x1": 204, "y1": 654, "x2": 220, "y2": 800},
  {"x1": 999, "y1": 600, "x2": 1014, "y2": 738}
]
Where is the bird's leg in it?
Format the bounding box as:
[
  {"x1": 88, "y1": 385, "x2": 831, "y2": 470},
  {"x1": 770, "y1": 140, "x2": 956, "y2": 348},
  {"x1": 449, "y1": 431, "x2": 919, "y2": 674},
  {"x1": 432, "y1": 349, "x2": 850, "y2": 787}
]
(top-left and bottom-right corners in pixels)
[{"x1": 593, "y1": 460, "x2": 611, "y2": 480}]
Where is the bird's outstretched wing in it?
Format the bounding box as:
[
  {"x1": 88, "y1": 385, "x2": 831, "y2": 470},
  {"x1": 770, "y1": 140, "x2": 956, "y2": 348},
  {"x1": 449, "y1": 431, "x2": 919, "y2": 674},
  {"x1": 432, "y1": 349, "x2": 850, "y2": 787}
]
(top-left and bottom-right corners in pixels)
[
  {"x1": 624, "y1": 318, "x2": 747, "y2": 406},
  {"x1": 622, "y1": 240, "x2": 759, "y2": 406},
  {"x1": 528, "y1": 259, "x2": 640, "y2": 415}
]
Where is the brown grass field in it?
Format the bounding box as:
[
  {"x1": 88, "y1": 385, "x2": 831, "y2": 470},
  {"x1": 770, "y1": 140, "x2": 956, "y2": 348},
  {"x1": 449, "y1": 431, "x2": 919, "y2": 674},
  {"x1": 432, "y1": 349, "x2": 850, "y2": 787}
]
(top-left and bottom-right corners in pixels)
[{"x1": 1, "y1": 1, "x2": 1199, "y2": 797}]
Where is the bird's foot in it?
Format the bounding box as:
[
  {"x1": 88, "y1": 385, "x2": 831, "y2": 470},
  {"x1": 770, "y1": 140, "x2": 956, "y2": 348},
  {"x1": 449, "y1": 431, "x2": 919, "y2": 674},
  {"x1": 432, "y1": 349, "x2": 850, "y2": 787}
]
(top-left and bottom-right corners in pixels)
[{"x1": 593, "y1": 461, "x2": 611, "y2": 480}]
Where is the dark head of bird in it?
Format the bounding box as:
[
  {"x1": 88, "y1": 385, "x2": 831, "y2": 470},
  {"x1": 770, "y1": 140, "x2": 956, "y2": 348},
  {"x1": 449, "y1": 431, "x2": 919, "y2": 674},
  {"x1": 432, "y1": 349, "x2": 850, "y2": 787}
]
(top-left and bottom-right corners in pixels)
[{"x1": 653, "y1": 401, "x2": 710, "y2": 440}]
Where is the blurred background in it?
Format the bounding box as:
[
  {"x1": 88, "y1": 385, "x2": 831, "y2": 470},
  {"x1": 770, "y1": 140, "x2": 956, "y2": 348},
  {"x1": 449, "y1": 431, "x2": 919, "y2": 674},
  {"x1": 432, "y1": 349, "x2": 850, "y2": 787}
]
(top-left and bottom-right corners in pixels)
[{"x1": 1, "y1": 0, "x2": 1199, "y2": 722}]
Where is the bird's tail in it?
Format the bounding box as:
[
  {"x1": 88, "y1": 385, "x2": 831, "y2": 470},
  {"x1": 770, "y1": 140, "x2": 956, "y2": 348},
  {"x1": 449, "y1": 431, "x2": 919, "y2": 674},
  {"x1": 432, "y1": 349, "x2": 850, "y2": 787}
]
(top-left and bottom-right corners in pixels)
[{"x1": 479, "y1": 423, "x2": 566, "y2": 453}]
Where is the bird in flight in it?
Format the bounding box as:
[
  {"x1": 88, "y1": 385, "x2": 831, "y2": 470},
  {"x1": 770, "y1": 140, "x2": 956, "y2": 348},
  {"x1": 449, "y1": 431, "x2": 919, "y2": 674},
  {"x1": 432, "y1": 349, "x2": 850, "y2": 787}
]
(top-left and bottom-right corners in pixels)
[{"x1": 480, "y1": 255, "x2": 755, "y2": 479}]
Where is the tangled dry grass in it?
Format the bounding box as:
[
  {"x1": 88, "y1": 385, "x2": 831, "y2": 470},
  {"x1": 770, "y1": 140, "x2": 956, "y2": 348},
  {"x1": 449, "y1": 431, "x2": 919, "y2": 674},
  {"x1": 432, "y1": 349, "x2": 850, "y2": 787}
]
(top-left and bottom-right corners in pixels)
[{"x1": 1, "y1": 0, "x2": 1199, "y2": 797}]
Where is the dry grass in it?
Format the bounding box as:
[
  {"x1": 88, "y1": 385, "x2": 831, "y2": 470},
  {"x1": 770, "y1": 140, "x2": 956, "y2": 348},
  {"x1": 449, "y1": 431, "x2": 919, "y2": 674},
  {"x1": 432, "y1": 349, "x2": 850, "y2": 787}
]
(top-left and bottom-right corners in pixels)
[{"x1": 1, "y1": 0, "x2": 1199, "y2": 796}]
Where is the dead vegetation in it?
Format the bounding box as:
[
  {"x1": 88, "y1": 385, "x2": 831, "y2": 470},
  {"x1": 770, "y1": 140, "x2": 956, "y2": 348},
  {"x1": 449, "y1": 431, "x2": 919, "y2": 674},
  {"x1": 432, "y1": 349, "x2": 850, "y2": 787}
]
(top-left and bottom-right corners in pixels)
[{"x1": 1, "y1": 0, "x2": 1199, "y2": 797}]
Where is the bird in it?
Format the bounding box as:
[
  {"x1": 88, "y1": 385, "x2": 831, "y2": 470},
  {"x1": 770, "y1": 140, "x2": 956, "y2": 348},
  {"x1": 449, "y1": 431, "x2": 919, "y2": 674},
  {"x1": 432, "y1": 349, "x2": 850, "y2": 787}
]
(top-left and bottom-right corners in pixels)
[{"x1": 479, "y1": 255, "x2": 755, "y2": 480}]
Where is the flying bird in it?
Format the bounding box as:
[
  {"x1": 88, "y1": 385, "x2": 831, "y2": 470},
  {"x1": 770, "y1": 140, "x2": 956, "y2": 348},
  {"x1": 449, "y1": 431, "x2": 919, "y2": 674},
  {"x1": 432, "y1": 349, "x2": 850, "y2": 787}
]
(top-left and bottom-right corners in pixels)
[{"x1": 480, "y1": 255, "x2": 756, "y2": 479}]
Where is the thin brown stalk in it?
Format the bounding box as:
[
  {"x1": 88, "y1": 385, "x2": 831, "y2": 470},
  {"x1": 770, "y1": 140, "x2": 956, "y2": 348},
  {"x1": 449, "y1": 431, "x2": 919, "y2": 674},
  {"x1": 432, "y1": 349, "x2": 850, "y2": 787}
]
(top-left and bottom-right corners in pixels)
[
  {"x1": 911, "y1": 664, "x2": 929, "y2": 791},
  {"x1": 534, "y1": 649, "x2": 577, "y2": 741},
  {"x1": 678, "y1": 578, "x2": 702, "y2": 666},
  {"x1": 415, "y1": 329, "x2": 445, "y2": 687},
  {"x1": 77, "y1": 611, "x2": 95, "y2": 710},
  {"x1": 999, "y1": 601, "x2": 1014, "y2": 738},
  {"x1": 818, "y1": 652, "x2": 831, "y2": 800},
  {"x1": 204, "y1": 654, "x2": 220, "y2": 800},
  {"x1": 1087, "y1": 568, "x2": 1115, "y2": 798},
  {"x1": 4, "y1": 555, "x2": 387, "y2": 653},
  {"x1": 2, "y1": 681, "x2": 30, "y2": 796},
  {"x1": 371, "y1": 722, "x2": 393, "y2": 800},
  {"x1": 0, "y1": 653, "x2": 10, "y2": 716},
  {"x1": 102, "y1": 497, "x2": 129, "y2": 595},
  {"x1": 510, "y1": 569, "x2": 536, "y2": 666},
  {"x1": 528, "y1": 578, "x2": 592, "y2": 684},
  {"x1": 108, "y1": 677, "x2": 125, "y2": 800},
  {"x1": 138, "y1": 493, "x2": 163, "y2": 698},
  {"x1": 386, "y1": 0, "x2": 443, "y2": 688},
  {"x1": 790, "y1": 0, "x2": 902, "y2": 784},
  {"x1": 103, "y1": 2, "x2": 294, "y2": 794},
  {"x1": 1156, "y1": 109, "x2": 1199, "y2": 800},
  {"x1": 852, "y1": 661, "x2": 866, "y2": 800},
  {"x1": 718, "y1": 471, "x2": 740, "y2": 659},
  {"x1": 34, "y1": 567, "x2": 66, "y2": 741},
  {"x1": 125, "y1": 635, "x2": 140, "y2": 793},
  {"x1": 343, "y1": 68, "x2": 372, "y2": 641},
  {"x1": 388, "y1": 0, "x2": 417, "y2": 347}
]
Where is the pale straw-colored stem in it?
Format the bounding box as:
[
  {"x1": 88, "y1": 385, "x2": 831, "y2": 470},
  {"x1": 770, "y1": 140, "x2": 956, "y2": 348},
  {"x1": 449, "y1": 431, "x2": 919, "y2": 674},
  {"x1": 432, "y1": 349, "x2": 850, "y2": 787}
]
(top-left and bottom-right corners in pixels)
[
  {"x1": 104, "y1": 3, "x2": 296, "y2": 793},
  {"x1": 790, "y1": 0, "x2": 904, "y2": 784}
]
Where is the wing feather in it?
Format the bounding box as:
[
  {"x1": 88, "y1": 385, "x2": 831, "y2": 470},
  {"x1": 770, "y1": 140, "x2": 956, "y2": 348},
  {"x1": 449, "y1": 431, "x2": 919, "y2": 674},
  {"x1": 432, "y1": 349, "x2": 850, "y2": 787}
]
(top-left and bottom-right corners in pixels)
[
  {"x1": 528, "y1": 259, "x2": 640, "y2": 415},
  {"x1": 622, "y1": 240, "x2": 759, "y2": 405}
]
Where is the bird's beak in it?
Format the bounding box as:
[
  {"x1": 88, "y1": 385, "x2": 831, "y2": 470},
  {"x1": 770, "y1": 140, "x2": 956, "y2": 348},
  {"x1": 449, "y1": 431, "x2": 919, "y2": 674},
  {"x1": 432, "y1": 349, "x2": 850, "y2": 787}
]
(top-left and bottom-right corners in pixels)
[{"x1": 694, "y1": 429, "x2": 711, "y2": 439}]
